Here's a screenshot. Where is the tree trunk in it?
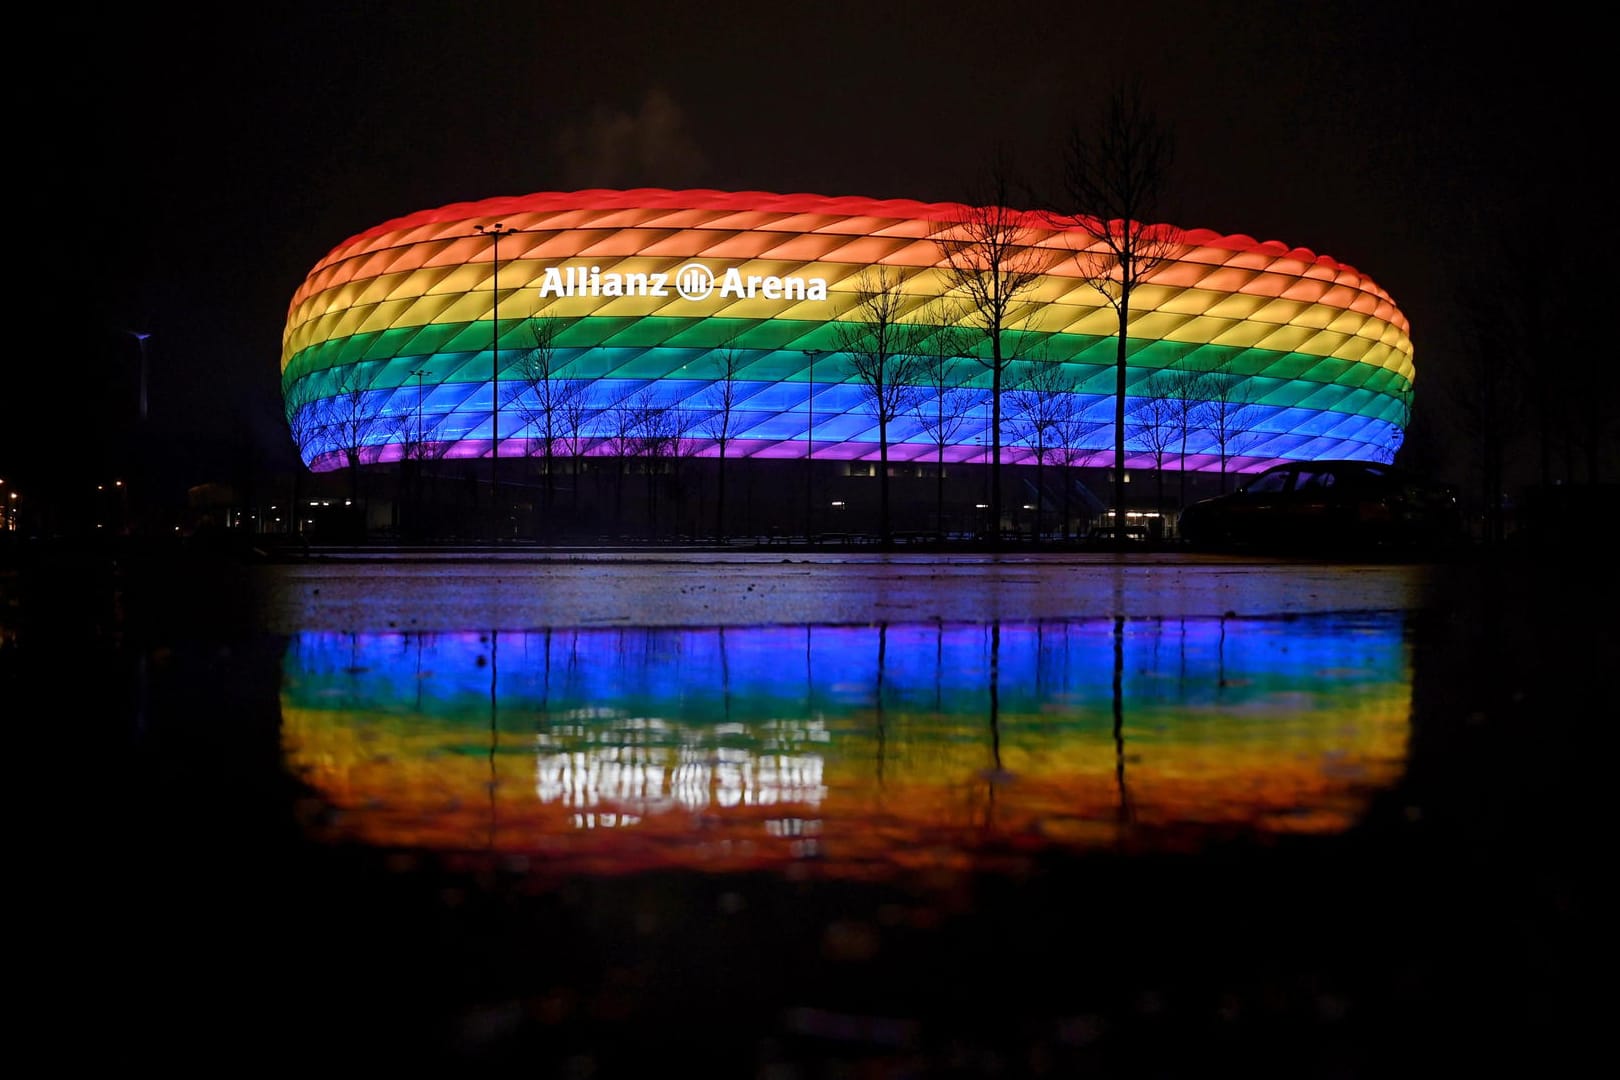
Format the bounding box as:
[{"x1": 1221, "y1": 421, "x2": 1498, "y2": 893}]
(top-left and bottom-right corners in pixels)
[
  {"x1": 1112, "y1": 297, "x2": 1130, "y2": 550},
  {"x1": 716, "y1": 444, "x2": 728, "y2": 542},
  {"x1": 1034, "y1": 456, "x2": 1044, "y2": 540},
  {"x1": 543, "y1": 444, "x2": 555, "y2": 543},
  {"x1": 879, "y1": 415, "x2": 891, "y2": 545},
  {"x1": 991, "y1": 345, "x2": 1003, "y2": 546}
]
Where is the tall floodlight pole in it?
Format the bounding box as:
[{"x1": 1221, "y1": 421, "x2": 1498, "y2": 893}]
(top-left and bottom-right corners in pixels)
[
  {"x1": 411, "y1": 368, "x2": 431, "y2": 451},
  {"x1": 125, "y1": 330, "x2": 152, "y2": 422},
  {"x1": 121, "y1": 329, "x2": 152, "y2": 535},
  {"x1": 804, "y1": 349, "x2": 820, "y2": 543},
  {"x1": 410, "y1": 368, "x2": 431, "y2": 539},
  {"x1": 476, "y1": 223, "x2": 515, "y2": 541}
]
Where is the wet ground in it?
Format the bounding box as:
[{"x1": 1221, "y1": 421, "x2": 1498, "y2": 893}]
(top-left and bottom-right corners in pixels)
[{"x1": 6, "y1": 547, "x2": 1602, "y2": 1076}]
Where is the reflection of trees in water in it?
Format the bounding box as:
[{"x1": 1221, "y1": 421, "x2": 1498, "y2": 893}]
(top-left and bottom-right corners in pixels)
[
  {"x1": 1218, "y1": 612, "x2": 1229, "y2": 690},
  {"x1": 805, "y1": 623, "x2": 812, "y2": 721},
  {"x1": 1113, "y1": 614, "x2": 1133, "y2": 831},
  {"x1": 875, "y1": 622, "x2": 888, "y2": 790},
  {"x1": 987, "y1": 621, "x2": 1002, "y2": 829},
  {"x1": 489, "y1": 629, "x2": 498, "y2": 850},
  {"x1": 296, "y1": 617, "x2": 1411, "y2": 733},
  {"x1": 284, "y1": 614, "x2": 1413, "y2": 852}
]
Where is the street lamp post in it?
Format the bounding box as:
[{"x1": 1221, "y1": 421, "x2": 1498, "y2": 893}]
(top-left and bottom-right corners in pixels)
[
  {"x1": 804, "y1": 349, "x2": 820, "y2": 542},
  {"x1": 411, "y1": 368, "x2": 431, "y2": 452},
  {"x1": 475, "y1": 223, "x2": 516, "y2": 541},
  {"x1": 125, "y1": 330, "x2": 152, "y2": 422},
  {"x1": 410, "y1": 368, "x2": 431, "y2": 537},
  {"x1": 121, "y1": 330, "x2": 152, "y2": 535}
]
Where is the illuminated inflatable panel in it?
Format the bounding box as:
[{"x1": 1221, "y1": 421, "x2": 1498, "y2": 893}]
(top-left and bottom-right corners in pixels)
[{"x1": 280, "y1": 189, "x2": 1415, "y2": 474}]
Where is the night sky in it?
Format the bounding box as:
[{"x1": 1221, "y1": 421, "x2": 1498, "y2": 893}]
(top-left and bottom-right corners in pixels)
[{"x1": 14, "y1": 0, "x2": 1605, "y2": 504}]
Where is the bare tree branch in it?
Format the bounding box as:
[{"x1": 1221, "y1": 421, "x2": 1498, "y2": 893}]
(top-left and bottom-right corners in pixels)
[
  {"x1": 833, "y1": 267, "x2": 929, "y2": 544},
  {"x1": 1006, "y1": 357, "x2": 1081, "y2": 536},
  {"x1": 698, "y1": 336, "x2": 749, "y2": 540},
  {"x1": 911, "y1": 304, "x2": 983, "y2": 539},
  {"x1": 1063, "y1": 80, "x2": 1184, "y2": 544},
  {"x1": 933, "y1": 154, "x2": 1054, "y2": 542},
  {"x1": 1191, "y1": 356, "x2": 1264, "y2": 493},
  {"x1": 510, "y1": 310, "x2": 583, "y2": 538}
]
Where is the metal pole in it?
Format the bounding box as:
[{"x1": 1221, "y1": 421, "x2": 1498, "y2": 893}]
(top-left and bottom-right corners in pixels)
[
  {"x1": 804, "y1": 350, "x2": 819, "y2": 542},
  {"x1": 412, "y1": 369, "x2": 429, "y2": 451},
  {"x1": 476, "y1": 224, "x2": 515, "y2": 541},
  {"x1": 132, "y1": 332, "x2": 151, "y2": 422},
  {"x1": 123, "y1": 330, "x2": 152, "y2": 535},
  {"x1": 410, "y1": 368, "x2": 429, "y2": 539}
]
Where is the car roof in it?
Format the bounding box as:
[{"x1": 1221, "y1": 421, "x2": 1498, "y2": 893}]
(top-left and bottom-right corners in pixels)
[
  {"x1": 1264, "y1": 460, "x2": 1395, "y2": 473},
  {"x1": 1251, "y1": 460, "x2": 1447, "y2": 485}
]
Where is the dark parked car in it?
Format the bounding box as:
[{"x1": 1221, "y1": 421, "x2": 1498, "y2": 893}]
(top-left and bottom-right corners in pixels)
[{"x1": 1177, "y1": 460, "x2": 1463, "y2": 552}]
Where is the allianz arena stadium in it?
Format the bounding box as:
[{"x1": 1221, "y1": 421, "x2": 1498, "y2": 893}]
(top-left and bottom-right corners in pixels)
[{"x1": 279, "y1": 188, "x2": 1413, "y2": 535}]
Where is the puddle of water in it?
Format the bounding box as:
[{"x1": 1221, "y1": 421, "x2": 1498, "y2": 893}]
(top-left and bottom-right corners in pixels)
[
  {"x1": 8, "y1": 553, "x2": 1593, "y2": 1072},
  {"x1": 282, "y1": 614, "x2": 1411, "y2": 880}
]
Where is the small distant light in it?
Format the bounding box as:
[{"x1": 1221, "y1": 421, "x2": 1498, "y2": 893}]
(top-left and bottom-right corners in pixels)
[{"x1": 975, "y1": 503, "x2": 988, "y2": 509}]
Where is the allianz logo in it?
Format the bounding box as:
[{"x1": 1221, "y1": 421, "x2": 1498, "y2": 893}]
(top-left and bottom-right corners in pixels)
[{"x1": 537, "y1": 262, "x2": 829, "y2": 302}]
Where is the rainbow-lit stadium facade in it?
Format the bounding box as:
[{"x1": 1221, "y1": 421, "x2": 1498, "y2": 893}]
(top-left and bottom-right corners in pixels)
[{"x1": 279, "y1": 188, "x2": 1414, "y2": 476}]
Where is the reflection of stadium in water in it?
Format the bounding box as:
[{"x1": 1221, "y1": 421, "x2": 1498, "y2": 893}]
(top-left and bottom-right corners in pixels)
[{"x1": 281, "y1": 616, "x2": 1412, "y2": 877}]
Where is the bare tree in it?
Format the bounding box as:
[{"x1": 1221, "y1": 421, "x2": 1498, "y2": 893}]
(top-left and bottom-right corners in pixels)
[
  {"x1": 281, "y1": 372, "x2": 327, "y2": 536},
  {"x1": 283, "y1": 373, "x2": 324, "y2": 467},
  {"x1": 662, "y1": 400, "x2": 703, "y2": 539},
  {"x1": 834, "y1": 267, "x2": 929, "y2": 544},
  {"x1": 1160, "y1": 351, "x2": 1209, "y2": 517},
  {"x1": 698, "y1": 338, "x2": 748, "y2": 540},
  {"x1": 314, "y1": 364, "x2": 393, "y2": 530},
  {"x1": 623, "y1": 386, "x2": 676, "y2": 537},
  {"x1": 1193, "y1": 356, "x2": 1263, "y2": 493},
  {"x1": 911, "y1": 311, "x2": 982, "y2": 539},
  {"x1": 1064, "y1": 80, "x2": 1183, "y2": 546},
  {"x1": 558, "y1": 381, "x2": 597, "y2": 522},
  {"x1": 509, "y1": 312, "x2": 582, "y2": 540},
  {"x1": 1005, "y1": 357, "x2": 1079, "y2": 537},
  {"x1": 1050, "y1": 396, "x2": 1107, "y2": 539},
  {"x1": 933, "y1": 155, "x2": 1053, "y2": 544},
  {"x1": 393, "y1": 378, "x2": 432, "y2": 467},
  {"x1": 601, "y1": 386, "x2": 644, "y2": 531},
  {"x1": 1129, "y1": 366, "x2": 1183, "y2": 529},
  {"x1": 392, "y1": 372, "x2": 442, "y2": 539}
]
